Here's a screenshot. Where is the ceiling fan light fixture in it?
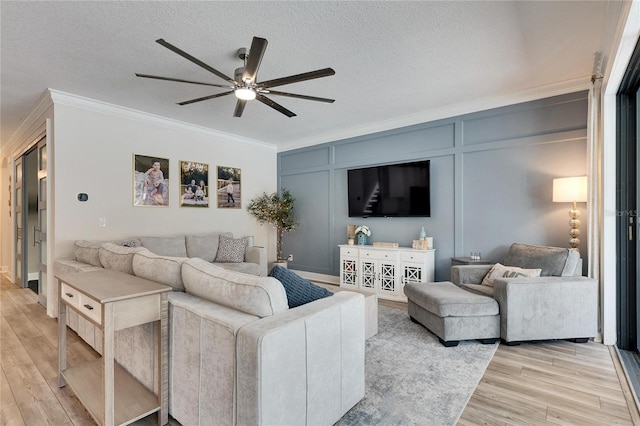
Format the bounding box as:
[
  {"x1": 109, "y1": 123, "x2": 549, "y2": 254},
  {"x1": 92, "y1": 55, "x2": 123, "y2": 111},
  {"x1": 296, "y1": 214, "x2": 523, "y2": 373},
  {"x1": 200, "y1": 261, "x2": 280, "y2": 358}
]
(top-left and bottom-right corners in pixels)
[
  {"x1": 140, "y1": 37, "x2": 335, "y2": 117},
  {"x1": 235, "y1": 87, "x2": 256, "y2": 101}
]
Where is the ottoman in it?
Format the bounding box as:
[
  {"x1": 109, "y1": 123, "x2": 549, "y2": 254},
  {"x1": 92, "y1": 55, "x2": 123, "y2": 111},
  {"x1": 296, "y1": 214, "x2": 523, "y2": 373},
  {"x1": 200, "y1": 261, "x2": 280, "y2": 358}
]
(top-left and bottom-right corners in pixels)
[{"x1": 404, "y1": 281, "x2": 500, "y2": 347}]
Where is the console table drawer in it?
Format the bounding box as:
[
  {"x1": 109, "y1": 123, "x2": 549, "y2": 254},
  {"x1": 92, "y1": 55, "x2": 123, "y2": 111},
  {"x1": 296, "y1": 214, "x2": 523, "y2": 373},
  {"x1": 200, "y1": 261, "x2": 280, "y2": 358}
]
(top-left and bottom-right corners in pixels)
[
  {"x1": 78, "y1": 294, "x2": 102, "y2": 325},
  {"x1": 340, "y1": 247, "x2": 358, "y2": 257},
  {"x1": 360, "y1": 249, "x2": 397, "y2": 261},
  {"x1": 400, "y1": 251, "x2": 427, "y2": 263},
  {"x1": 61, "y1": 283, "x2": 80, "y2": 307},
  {"x1": 62, "y1": 282, "x2": 102, "y2": 325}
]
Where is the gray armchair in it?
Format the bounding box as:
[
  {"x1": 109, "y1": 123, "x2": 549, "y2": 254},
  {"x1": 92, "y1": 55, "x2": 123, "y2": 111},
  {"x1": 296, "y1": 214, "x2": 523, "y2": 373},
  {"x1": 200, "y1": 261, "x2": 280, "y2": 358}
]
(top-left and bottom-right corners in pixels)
[{"x1": 451, "y1": 243, "x2": 598, "y2": 344}]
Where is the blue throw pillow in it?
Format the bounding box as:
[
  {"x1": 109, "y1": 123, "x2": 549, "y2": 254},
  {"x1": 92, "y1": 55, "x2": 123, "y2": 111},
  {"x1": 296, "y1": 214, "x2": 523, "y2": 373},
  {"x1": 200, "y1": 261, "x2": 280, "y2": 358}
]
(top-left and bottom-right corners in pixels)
[{"x1": 269, "y1": 265, "x2": 333, "y2": 308}]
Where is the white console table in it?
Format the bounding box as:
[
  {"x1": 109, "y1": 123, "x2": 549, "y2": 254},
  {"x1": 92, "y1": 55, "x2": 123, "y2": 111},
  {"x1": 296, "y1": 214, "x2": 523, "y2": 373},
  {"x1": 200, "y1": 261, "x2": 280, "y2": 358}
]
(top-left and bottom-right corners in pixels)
[
  {"x1": 57, "y1": 270, "x2": 171, "y2": 426},
  {"x1": 339, "y1": 244, "x2": 435, "y2": 302}
]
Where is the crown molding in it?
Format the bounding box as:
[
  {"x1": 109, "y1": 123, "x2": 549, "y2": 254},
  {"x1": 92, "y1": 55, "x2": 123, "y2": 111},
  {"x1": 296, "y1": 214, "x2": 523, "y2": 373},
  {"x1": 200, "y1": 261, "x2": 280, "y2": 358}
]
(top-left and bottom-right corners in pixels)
[
  {"x1": 279, "y1": 76, "x2": 592, "y2": 152},
  {"x1": 48, "y1": 89, "x2": 276, "y2": 151},
  {"x1": 2, "y1": 90, "x2": 53, "y2": 157}
]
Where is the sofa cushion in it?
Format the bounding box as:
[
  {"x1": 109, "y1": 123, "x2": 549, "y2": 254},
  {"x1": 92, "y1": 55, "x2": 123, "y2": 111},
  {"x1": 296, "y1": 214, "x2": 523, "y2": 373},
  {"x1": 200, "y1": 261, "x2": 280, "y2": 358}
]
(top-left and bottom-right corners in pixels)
[
  {"x1": 462, "y1": 283, "x2": 495, "y2": 297},
  {"x1": 214, "y1": 235, "x2": 248, "y2": 263},
  {"x1": 99, "y1": 243, "x2": 145, "y2": 275},
  {"x1": 74, "y1": 240, "x2": 104, "y2": 267},
  {"x1": 216, "y1": 262, "x2": 260, "y2": 276},
  {"x1": 481, "y1": 262, "x2": 541, "y2": 287},
  {"x1": 133, "y1": 249, "x2": 187, "y2": 292},
  {"x1": 140, "y1": 236, "x2": 187, "y2": 257},
  {"x1": 268, "y1": 265, "x2": 333, "y2": 308},
  {"x1": 54, "y1": 258, "x2": 104, "y2": 275},
  {"x1": 185, "y1": 232, "x2": 232, "y2": 262},
  {"x1": 503, "y1": 243, "x2": 580, "y2": 276},
  {"x1": 182, "y1": 258, "x2": 288, "y2": 318},
  {"x1": 404, "y1": 281, "x2": 499, "y2": 317}
]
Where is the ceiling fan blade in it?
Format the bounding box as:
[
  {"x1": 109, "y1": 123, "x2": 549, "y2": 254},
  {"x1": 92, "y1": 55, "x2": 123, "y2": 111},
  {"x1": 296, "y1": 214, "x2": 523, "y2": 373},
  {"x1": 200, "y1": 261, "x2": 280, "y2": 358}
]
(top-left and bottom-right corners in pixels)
[
  {"x1": 177, "y1": 91, "x2": 234, "y2": 105},
  {"x1": 256, "y1": 94, "x2": 296, "y2": 117},
  {"x1": 156, "y1": 39, "x2": 236, "y2": 84},
  {"x1": 243, "y1": 37, "x2": 268, "y2": 83},
  {"x1": 259, "y1": 68, "x2": 335, "y2": 89},
  {"x1": 234, "y1": 99, "x2": 247, "y2": 117},
  {"x1": 266, "y1": 90, "x2": 335, "y2": 103},
  {"x1": 135, "y1": 73, "x2": 231, "y2": 88}
]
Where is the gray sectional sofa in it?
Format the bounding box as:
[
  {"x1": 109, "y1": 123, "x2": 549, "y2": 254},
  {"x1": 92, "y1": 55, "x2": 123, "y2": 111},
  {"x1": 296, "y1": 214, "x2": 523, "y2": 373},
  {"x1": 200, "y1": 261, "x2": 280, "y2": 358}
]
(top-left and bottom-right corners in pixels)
[
  {"x1": 55, "y1": 232, "x2": 267, "y2": 277},
  {"x1": 54, "y1": 233, "x2": 366, "y2": 425}
]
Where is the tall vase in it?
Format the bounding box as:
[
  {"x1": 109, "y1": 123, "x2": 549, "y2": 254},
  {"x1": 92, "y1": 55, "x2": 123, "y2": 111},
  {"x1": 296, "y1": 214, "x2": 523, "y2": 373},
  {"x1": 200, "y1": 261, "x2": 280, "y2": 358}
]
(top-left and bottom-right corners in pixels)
[{"x1": 357, "y1": 233, "x2": 367, "y2": 246}]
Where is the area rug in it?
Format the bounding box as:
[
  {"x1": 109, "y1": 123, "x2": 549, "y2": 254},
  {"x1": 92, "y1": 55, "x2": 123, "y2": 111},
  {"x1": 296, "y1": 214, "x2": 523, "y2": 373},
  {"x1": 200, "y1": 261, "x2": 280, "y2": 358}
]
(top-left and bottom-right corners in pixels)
[{"x1": 336, "y1": 305, "x2": 498, "y2": 426}]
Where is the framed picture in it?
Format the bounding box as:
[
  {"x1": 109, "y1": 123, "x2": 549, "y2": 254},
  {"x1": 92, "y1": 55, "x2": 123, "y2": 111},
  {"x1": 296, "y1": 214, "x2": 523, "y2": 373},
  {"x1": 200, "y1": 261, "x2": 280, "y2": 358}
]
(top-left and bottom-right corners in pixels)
[
  {"x1": 217, "y1": 166, "x2": 241, "y2": 209},
  {"x1": 179, "y1": 160, "x2": 209, "y2": 208},
  {"x1": 133, "y1": 154, "x2": 170, "y2": 206}
]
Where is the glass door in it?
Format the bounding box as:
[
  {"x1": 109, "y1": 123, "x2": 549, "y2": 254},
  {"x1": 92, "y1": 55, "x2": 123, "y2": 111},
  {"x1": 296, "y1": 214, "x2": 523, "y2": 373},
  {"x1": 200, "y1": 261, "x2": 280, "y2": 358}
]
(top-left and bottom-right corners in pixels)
[
  {"x1": 616, "y1": 39, "x2": 640, "y2": 351},
  {"x1": 615, "y1": 38, "x2": 640, "y2": 399},
  {"x1": 14, "y1": 156, "x2": 24, "y2": 287},
  {"x1": 13, "y1": 136, "x2": 47, "y2": 307},
  {"x1": 37, "y1": 137, "x2": 47, "y2": 306}
]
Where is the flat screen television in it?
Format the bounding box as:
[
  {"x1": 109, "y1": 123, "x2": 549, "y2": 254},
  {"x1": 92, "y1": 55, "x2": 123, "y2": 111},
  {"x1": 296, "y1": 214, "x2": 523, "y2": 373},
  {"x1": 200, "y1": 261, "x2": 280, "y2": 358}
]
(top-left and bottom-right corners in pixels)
[{"x1": 347, "y1": 160, "x2": 430, "y2": 217}]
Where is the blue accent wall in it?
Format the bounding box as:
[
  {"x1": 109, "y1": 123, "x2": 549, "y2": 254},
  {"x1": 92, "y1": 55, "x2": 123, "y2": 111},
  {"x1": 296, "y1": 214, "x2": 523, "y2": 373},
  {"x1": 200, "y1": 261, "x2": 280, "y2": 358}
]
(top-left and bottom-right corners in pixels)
[{"x1": 278, "y1": 92, "x2": 588, "y2": 280}]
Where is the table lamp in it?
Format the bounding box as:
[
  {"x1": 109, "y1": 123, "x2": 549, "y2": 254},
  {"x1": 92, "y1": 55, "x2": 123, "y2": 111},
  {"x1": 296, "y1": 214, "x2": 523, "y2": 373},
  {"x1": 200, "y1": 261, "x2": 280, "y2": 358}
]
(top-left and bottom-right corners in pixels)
[{"x1": 552, "y1": 176, "x2": 588, "y2": 251}]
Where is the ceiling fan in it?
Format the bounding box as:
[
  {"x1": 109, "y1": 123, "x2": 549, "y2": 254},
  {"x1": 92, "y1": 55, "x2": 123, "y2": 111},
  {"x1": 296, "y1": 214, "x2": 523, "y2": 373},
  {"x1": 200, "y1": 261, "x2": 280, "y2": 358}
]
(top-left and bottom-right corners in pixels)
[{"x1": 136, "y1": 37, "x2": 335, "y2": 118}]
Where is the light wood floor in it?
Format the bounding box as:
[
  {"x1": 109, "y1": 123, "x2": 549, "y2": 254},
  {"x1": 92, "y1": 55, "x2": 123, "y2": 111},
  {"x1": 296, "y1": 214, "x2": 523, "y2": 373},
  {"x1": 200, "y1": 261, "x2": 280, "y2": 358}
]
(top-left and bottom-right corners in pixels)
[
  {"x1": 459, "y1": 340, "x2": 640, "y2": 425},
  {"x1": 378, "y1": 299, "x2": 640, "y2": 425},
  {"x1": 0, "y1": 276, "x2": 176, "y2": 426},
  {"x1": 2, "y1": 278, "x2": 639, "y2": 425}
]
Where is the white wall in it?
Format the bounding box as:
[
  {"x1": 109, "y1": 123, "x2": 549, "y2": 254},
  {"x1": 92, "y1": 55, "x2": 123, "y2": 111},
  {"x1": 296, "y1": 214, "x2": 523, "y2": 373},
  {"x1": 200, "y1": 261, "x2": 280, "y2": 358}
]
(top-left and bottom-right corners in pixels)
[{"x1": 52, "y1": 100, "x2": 278, "y2": 264}]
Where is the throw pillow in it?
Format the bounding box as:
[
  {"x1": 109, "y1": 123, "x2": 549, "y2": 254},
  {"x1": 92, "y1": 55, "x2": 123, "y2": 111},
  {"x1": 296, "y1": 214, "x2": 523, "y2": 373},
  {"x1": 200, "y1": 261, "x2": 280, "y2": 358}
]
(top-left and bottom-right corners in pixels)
[
  {"x1": 214, "y1": 235, "x2": 247, "y2": 263},
  {"x1": 119, "y1": 239, "x2": 142, "y2": 248},
  {"x1": 481, "y1": 262, "x2": 542, "y2": 287},
  {"x1": 269, "y1": 265, "x2": 333, "y2": 308}
]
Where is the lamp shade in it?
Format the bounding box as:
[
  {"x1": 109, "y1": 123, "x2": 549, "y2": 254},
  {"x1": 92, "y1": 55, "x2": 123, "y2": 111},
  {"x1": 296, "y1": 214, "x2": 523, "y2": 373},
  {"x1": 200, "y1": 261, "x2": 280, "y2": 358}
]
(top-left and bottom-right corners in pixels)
[{"x1": 552, "y1": 176, "x2": 587, "y2": 203}]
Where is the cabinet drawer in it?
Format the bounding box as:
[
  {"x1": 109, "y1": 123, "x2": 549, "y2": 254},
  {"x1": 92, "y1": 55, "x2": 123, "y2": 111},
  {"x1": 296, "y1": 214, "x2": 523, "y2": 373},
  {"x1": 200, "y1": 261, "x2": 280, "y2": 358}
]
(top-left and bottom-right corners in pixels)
[
  {"x1": 78, "y1": 294, "x2": 102, "y2": 325},
  {"x1": 400, "y1": 250, "x2": 427, "y2": 263},
  {"x1": 360, "y1": 249, "x2": 397, "y2": 261},
  {"x1": 340, "y1": 247, "x2": 358, "y2": 257},
  {"x1": 61, "y1": 283, "x2": 80, "y2": 308}
]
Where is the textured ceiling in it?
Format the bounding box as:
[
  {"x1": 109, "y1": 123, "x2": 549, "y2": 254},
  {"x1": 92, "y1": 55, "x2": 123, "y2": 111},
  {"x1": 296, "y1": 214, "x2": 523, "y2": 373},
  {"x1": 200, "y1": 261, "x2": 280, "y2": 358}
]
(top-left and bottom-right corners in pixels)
[{"x1": 0, "y1": 1, "x2": 621, "y2": 151}]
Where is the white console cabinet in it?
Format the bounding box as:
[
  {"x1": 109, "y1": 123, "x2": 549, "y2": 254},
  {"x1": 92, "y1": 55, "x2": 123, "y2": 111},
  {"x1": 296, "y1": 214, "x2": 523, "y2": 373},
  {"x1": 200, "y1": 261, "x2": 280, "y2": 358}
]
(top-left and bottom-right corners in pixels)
[{"x1": 339, "y1": 245, "x2": 435, "y2": 301}]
